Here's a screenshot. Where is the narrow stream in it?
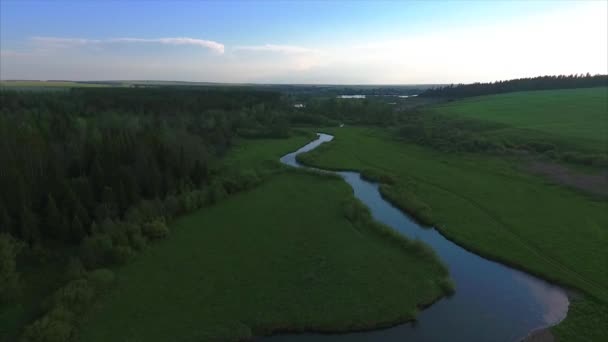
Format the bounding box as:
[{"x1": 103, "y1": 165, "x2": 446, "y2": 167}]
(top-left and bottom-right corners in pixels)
[{"x1": 264, "y1": 133, "x2": 569, "y2": 342}]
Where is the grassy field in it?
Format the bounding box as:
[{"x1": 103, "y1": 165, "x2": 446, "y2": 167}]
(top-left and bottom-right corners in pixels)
[
  {"x1": 76, "y1": 136, "x2": 451, "y2": 341},
  {"x1": 0, "y1": 80, "x2": 112, "y2": 89},
  {"x1": 299, "y1": 126, "x2": 608, "y2": 339},
  {"x1": 432, "y1": 87, "x2": 608, "y2": 152}
]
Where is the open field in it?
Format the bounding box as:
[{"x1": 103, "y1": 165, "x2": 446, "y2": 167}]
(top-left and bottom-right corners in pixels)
[
  {"x1": 74, "y1": 135, "x2": 450, "y2": 341},
  {"x1": 432, "y1": 87, "x2": 608, "y2": 152},
  {"x1": 299, "y1": 126, "x2": 608, "y2": 340},
  {"x1": 0, "y1": 80, "x2": 113, "y2": 88},
  {"x1": 77, "y1": 171, "x2": 450, "y2": 341}
]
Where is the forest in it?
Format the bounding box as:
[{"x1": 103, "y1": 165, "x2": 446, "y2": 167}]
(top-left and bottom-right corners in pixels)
[
  {"x1": 0, "y1": 87, "x2": 398, "y2": 300},
  {"x1": 420, "y1": 73, "x2": 608, "y2": 98}
]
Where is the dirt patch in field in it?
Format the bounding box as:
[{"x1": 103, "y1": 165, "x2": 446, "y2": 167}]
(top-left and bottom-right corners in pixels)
[{"x1": 526, "y1": 161, "x2": 608, "y2": 197}]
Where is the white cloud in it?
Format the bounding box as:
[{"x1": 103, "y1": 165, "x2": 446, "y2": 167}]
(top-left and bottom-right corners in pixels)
[
  {"x1": 29, "y1": 36, "x2": 224, "y2": 53},
  {"x1": 109, "y1": 37, "x2": 224, "y2": 53},
  {"x1": 234, "y1": 44, "x2": 318, "y2": 54}
]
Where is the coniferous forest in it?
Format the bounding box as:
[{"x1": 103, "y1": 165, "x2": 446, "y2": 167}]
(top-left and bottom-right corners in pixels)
[
  {"x1": 0, "y1": 88, "x2": 289, "y2": 248},
  {"x1": 420, "y1": 74, "x2": 608, "y2": 98}
]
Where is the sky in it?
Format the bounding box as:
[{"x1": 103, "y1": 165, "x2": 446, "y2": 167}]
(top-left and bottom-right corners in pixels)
[{"x1": 1, "y1": 0, "x2": 607, "y2": 84}]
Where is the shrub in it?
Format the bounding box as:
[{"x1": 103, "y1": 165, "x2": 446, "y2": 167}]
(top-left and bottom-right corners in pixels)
[
  {"x1": 111, "y1": 245, "x2": 134, "y2": 265},
  {"x1": 361, "y1": 169, "x2": 396, "y2": 184},
  {"x1": 64, "y1": 257, "x2": 86, "y2": 281},
  {"x1": 379, "y1": 185, "x2": 435, "y2": 227},
  {"x1": 0, "y1": 233, "x2": 21, "y2": 303},
  {"x1": 21, "y1": 309, "x2": 75, "y2": 342},
  {"x1": 51, "y1": 279, "x2": 95, "y2": 314},
  {"x1": 178, "y1": 191, "x2": 198, "y2": 213},
  {"x1": 106, "y1": 221, "x2": 130, "y2": 247},
  {"x1": 142, "y1": 220, "x2": 169, "y2": 240},
  {"x1": 87, "y1": 268, "x2": 115, "y2": 290},
  {"x1": 79, "y1": 234, "x2": 114, "y2": 268},
  {"x1": 129, "y1": 232, "x2": 147, "y2": 251},
  {"x1": 206, "y1": 180, "x2": 227, "y2": 204},
  {"x1": 130, "y1": 199, "x2": 166, "y2": 223},
  {"x1": 164, "y1": 195, "x2": 180, "y2": 219}
]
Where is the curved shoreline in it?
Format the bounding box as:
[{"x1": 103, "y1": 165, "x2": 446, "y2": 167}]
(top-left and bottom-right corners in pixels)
[{"x1": 263, "y1": 132, "x2": 570, "y2": 342}]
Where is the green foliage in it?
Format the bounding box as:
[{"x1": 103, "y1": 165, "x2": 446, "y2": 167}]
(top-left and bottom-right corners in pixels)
[
  {"x1": 430, "y1": 87, "x2": 608, "y2": 155},
  {"x1": 79, "y1": 234, "x2": 114, "y2": 268},
  {"x1": 0, "y1": 233, "x2": 21, "y2": 303},
  {"x1": 0, "y1": 87, "x2": 294, "y2": 246},
  {"x1": 77, "y1": 173, "x2": 449, "y2": 341},
  {"x1": 21, "y1": 269, "x2": 115, "y2": 342},
  {"x1": 206, "y1": 180, "x2": 228, "y2": 204},
  {"x1": 360, "y1": 169, "x2": 396, "y2": 184},
  {"x1": 86, "y1": 269, "x2": 115, "y2": 290},
  {"x1": 21, "y1": 306, "x2": 76, "y2": 342},
  {"x1": 379, "y1": 184, "x2": 435, "y2": 227},
  {"x1": 421, "y1": 74, "x2": 607, "y2": 98},
  {"x1": 141, "y1": 220, "x2": 169, "y2": 240},
  {"x1": 394, "y1": 88, "x2": 608, "y2": 169},
  {"x1": 49, "y1": 279, "x2": 95, "y2": 314},
  {"x1": 64, "y1": 257, "x2": 86, "y2": 281}
]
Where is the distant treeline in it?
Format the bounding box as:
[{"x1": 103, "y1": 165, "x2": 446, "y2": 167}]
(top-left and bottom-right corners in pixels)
[{"x1": 420, "y1": 74, "x2": 608, "y2": 98}]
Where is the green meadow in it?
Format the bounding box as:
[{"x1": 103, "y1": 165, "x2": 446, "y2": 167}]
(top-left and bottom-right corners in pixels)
[
  {"x1": 76, "y1": 136, "x2": 451, "y2": 341},
  {"x1": 299, "y1": 125, "x2": 608, "y2": 340},
  {"x1": 432, "y1": 87, "x2": 608, "y2": 152},
  {"x1": 0, "y1": 81, "x2": 112, "y2": 89}
]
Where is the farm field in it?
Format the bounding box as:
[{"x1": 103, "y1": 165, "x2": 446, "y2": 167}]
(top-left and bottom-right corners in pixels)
[
  {"x1": 432, "y1": 87, "x2": 608, "y2": 152},
  {"x1": 299, "y1": 126, "x2": 608, "y2": 340}
]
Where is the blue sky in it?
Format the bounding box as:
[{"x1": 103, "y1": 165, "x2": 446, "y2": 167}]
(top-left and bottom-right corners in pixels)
[{"x1": 1, "y1": 1, "x2": 606, "y2": 84}]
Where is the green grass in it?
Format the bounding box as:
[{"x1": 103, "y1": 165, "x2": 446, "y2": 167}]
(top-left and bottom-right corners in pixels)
[
  {"x1": 223, "y1": 130, "x2": 314, "y2": 170},
  {"x1": 77, "y1": 173, "x2": 450, "y2": 341},
  {"x1": 0, "y1": 81, "x2": 111, "y2": 88},
  {"x1": 76, "y1": 134, "x2": 450, "y2": 341},
  {"x1": 300, "y1": 126, "x2": 608, "y2": 340},
  {"x1": 432, "y1": 87, "x2": 608, "y2": 152}
]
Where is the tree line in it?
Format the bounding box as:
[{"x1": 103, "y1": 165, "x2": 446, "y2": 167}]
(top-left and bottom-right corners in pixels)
[
  {"x1": 420, "y1": 74, "x2": 608, "y2": 98},
  {"x1": 0, "y1": 88, "x2": 293, "y2": 249}
]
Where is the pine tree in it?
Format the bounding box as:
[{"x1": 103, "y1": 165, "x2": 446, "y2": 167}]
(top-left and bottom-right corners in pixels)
[
  {"x1": 70, "y1": 216, "x2": 85, "y2": 242},
  {"x1": 19, "y1": 205, "x2": 39, "y2": 244},
  {"x1": 45, "y1": 195, "x2": 65, "y2": 239},
  {"x1": 0, "y1": 203, "x2": 12, "y2": 235}
]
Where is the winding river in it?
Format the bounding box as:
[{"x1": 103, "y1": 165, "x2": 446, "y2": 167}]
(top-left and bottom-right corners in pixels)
[{"x1": 264, "y1": 133, "x2": 569, "y2": 342}]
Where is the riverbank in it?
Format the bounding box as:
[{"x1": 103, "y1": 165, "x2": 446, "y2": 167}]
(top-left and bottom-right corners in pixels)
[{"x1": 297, "y1": 127, "x2": 607, "y2": 340}]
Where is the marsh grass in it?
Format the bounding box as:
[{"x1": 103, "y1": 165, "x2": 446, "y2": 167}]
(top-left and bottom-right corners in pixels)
[{"x1": 296, "y1": 126, "x2": 608, "y2": 340}]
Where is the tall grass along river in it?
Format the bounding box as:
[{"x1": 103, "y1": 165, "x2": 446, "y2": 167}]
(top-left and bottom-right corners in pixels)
[{"x1": 263, "y1": 133, "x2": 569, "y2": 342}]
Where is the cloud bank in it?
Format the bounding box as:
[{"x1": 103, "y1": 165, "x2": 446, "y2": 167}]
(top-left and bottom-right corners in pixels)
[
  {"x1": 234, "y1": 44, "x2": 318, "y2": 54},
  {"x1": 30, "y1": 36, "x2": 225, "y2": 53}
]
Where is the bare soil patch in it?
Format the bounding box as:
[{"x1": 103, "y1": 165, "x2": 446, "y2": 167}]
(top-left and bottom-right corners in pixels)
[{"x1": 526, "y1": 161, "x2": 608, "y2": 197}]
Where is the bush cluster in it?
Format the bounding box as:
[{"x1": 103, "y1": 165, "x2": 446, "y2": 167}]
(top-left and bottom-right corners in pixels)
[
  {"x1": 396, "y1": 111, "x2": 608, "y2": 167},
  {"x1": 21, "y1": 268, "x2": 115, "y2": 342}
]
